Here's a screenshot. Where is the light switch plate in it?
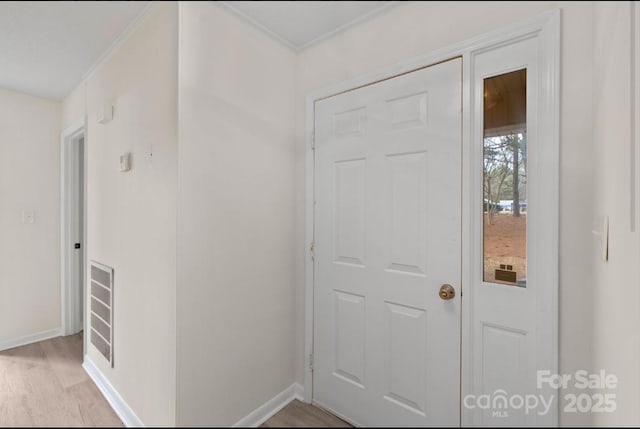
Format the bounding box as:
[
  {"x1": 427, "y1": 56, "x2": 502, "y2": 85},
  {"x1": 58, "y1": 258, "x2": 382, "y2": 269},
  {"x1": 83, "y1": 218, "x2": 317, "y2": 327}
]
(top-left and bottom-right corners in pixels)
[
  {"x1": 120, "y1": 152, "x2": 131, "y2": 172},
  {"x1": 97, "y1": 104, "x2": 113, "y2": 124}
]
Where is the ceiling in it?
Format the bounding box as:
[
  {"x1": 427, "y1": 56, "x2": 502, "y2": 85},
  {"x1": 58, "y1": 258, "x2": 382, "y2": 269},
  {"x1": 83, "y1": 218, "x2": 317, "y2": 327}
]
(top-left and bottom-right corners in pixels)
[
  {"x1": 0, "y1": 1, "x2": 394, "y2": 101},
  {"x1": 221, "y1": 1, "x2": 395, "y2": 51},
  {"x1": 0, "y1": 1, "x2": 149, "y2": 101},
  {"x1": 484, "y1": 69, "x2": 527, "y2": 133}
]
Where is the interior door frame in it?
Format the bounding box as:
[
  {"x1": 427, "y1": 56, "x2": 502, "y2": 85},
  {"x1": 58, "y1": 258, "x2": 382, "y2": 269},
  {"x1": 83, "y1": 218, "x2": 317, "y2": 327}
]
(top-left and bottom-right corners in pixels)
[
  {"x1": 633, "y1": 2, "x2": 640, "y2": 232},
  {"x1": 60, "y1": 119, "x2": 87, "y2": 337},
  {"x1": 304, "y1": 9, "x2": 560, "y2": 426}
]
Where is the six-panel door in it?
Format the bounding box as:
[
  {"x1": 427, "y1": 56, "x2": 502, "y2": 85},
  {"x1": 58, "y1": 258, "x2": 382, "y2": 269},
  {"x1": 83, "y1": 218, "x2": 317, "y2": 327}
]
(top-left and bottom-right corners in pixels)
[{"x1": 313, "y1": 58, "x2": 462, "y2": 427}]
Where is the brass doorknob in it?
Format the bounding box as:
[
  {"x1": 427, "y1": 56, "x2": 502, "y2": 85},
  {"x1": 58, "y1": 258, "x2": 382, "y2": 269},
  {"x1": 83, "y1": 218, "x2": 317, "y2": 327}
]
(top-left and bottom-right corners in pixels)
[{"x1": 439, "y1": 284, "x2": 455, "y2": 300}]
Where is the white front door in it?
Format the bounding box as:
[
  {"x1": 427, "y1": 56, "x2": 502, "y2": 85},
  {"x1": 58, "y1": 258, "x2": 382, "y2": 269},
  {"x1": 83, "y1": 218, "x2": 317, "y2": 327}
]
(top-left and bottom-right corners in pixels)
[{"x1": 313, "y1": 58, "x2": 462, "y2": 427}]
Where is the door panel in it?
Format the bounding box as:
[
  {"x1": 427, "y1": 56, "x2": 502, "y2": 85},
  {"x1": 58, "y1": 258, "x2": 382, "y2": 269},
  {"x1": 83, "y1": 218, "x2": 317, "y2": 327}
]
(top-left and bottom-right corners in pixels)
[
  {"x1": 387, "y1": 151, "x2": 427, "y2": 275},
  {"x1": 314, "y1": 58, "x2": 462, "y2": 427},
  {"x1": 333, "y1": 159, "x2": 366, "y2": 266},
  {"x1": 334, "y1": 290, "x2": 366, "y2": 387},
  {"x1": 384, "y1": 302, "x2": 427, "y2": 415}
]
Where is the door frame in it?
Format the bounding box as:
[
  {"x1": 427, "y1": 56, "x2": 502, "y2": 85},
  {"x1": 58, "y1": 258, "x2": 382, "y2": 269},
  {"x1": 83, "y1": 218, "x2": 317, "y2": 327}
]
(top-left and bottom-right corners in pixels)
[
  {"x1": 634, "y1": 2, "x2": 640, "y2": 232},
  {"x1": 303, "y1": 9, "x2": 560, "y2": 426},
  {"x1": 60, "y1": 119, "x2": 87, "y2": 336}
]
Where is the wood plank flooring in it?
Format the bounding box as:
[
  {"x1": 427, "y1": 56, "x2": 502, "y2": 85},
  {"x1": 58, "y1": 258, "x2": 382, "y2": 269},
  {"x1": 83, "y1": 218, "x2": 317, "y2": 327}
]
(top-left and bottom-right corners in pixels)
[
  {"x1": 0, "y1": 333, "x2": 122, "y2": 427},
  {"x1": 0, "y1": 334, "x2": 348, "y2": 427},
  {"x1": 262, "y1": 400, "x2": 351, "y2": 427}
]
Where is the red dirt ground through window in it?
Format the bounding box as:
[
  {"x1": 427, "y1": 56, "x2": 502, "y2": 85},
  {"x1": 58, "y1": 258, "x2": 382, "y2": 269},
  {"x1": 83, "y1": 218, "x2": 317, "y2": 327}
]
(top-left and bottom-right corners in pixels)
[{"x1": 483, "y1": 213, "x2": 527, "y2": 285}]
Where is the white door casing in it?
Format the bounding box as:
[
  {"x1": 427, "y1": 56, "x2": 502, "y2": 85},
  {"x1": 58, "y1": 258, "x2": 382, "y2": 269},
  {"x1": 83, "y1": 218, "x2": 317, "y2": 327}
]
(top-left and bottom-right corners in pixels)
[
  {"x1": 313, "y1": 58, "x2": 462, "y2": 427},
  {"x1": 74, "y1": 137, "x2": 85, "y2": 333},
  {"x1": 304, "y1": 10, "x2": 560, "y2": 428},
  {"x1": 61, "y1": 121, "x2": 86, "y2": 337}
]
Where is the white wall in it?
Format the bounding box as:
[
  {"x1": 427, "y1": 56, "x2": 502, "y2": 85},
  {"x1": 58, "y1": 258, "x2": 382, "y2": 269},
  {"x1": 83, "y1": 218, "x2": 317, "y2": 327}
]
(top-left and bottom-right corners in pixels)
[
  {"x1": 0, "y1": 88, "x2": 61, "y2": 344},
  {"x1": 48, "y1": 2, "x2": 640, "y2": 426},
  {"x1": 69, "y1": 3, "x2": 178, "y2": 426},
  {"x1": 294, "y1": 2, "x2": 596, "y2": 426},
  {"x1": 592, "y1": 2, "x2": 640, "y2": 425},
  {"x1": 61, "y1": 82, "x2": 85, "y2": 131},
  {"x1": 176, "y1": 2, "x2": 296, "y2": 426}
]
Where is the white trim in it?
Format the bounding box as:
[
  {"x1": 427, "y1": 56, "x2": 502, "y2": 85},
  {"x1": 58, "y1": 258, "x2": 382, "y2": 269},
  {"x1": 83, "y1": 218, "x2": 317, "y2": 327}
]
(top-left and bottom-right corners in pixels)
[
  {"x1": 533, "y1": 11, "x2": 561, "y2": 426},
  {"x1": 218, "y1": 2, "x2": 399, "y2": 52},
  {"x1": 296, "y1": 2, "x2": 399, "y2": 52},
  {"x1": 303, "y1": 9, "x2": 560, "y2": 427},
  {"x1": 61, "y1": 120, "x2": 85, "y2": 140},
  {"x1": 81, "y1": 81, "x2": 89, "y2": 359},
  {"x1": 55, "y1": 2, "x2": 156, "y2": 102},
  {"x1": 77, "y1": 3, "x2": 156, "y2": 86},
  {"x1": 303, "y1": 96, "x2": 315, "y2": 403},
  {"x1": 303, "y1": 11, "x2": 558, "y2": 103},
  {"x1": 460, "y1": 46, "x2": 474, "y2": 429},
  {"x1": 60, "y1": 120, "x2": 86, "y2": 337},
  {"x1": 0, "y1": 328, "x2": 61, "y2": 352},
  {"x1": 633, "y1": 2, "x2": 640, "y2": 232},
  {"x1": 232, "y1": 382, "x2": 304, "y2": 427},
  {"x1": 218, "y1": 1, "x2": 297, "y2": 51},
  {"x1": 83, "y1": 355, "x2": 143, "y2": 427}
]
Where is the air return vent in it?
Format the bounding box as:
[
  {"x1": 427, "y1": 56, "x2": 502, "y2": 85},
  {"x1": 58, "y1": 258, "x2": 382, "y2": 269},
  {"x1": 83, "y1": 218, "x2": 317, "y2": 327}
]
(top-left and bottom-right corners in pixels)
[{"x1": 90, "y1": 261, "x2": 114, "y2": 367}]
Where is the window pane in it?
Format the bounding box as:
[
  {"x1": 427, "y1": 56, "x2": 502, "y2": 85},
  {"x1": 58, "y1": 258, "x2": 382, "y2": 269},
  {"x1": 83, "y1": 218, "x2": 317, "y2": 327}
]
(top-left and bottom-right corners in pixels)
[{"x1": 483, "y1": 69, "x2": 527, "y2": 287}]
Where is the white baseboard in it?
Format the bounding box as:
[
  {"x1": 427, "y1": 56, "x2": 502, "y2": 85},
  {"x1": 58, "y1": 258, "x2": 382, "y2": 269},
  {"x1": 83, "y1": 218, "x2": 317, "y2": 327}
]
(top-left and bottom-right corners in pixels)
[
  {"x1": 83, "y1": 355, "x2": 144, "y2": 427},
  {"x1": 0, "y1": 328, "x2": 61, "y2": 352},
  {"x1": 233, "y1": 382, "x2": 304, "y2": 427}
]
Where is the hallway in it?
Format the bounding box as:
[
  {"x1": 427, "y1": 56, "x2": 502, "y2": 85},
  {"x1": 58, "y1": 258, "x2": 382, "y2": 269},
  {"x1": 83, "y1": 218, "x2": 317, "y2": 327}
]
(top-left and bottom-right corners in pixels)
[{"x1": 0, "y1": 334, "x2": 122, "y2": 426}]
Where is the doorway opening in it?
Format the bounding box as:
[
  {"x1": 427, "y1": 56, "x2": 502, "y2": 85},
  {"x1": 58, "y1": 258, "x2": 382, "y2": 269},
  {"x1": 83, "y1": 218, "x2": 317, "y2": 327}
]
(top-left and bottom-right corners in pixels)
[{"x1": 61, "y1": 122, "x2": 86, "y2": 337}]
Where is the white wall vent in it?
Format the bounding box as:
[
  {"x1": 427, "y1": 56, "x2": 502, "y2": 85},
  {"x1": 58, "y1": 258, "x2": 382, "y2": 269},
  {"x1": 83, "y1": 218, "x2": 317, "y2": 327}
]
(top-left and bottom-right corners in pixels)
[{"x1": 89, "y1": 261, "x2": 114, "y2": 367}]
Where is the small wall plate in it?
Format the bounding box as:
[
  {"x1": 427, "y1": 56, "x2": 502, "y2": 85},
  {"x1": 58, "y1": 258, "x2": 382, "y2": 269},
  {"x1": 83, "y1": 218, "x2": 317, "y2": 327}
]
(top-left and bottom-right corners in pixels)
[{"x1": 120, "y1": 152, "x2": 131, "y2": 172}]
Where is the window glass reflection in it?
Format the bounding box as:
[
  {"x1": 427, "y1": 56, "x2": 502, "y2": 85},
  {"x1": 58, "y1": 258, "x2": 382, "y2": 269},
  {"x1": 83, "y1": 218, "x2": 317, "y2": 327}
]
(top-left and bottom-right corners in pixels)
[{"x1": 483, "y1": 69, "x2": 527, "y2": 287}]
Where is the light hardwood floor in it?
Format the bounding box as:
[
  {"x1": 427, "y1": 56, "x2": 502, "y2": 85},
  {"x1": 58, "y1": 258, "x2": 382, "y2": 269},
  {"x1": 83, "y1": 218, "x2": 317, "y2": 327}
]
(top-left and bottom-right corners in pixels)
[
  {"x1": 262, "y1": 400, "x2": 351, "y2": 427},
  {"x1": 0, "y1": 334, "x2": 348, "y2": 427},
  {"x1": 0, "y1": 333, "x2": 122, "y2": 427}
]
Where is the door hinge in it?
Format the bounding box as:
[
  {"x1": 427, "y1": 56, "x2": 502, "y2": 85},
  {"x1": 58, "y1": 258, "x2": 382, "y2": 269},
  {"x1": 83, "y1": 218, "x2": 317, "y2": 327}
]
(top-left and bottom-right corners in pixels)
[
  {"x1": 311, "y1": 131, "x2": 316, "y2": 150},
  {"x1": 310, "y1": 242, "x2": 315, "y2": 261},
  {"x1": 309, "y1": 353, "x2": 314, "y2": 372}
]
